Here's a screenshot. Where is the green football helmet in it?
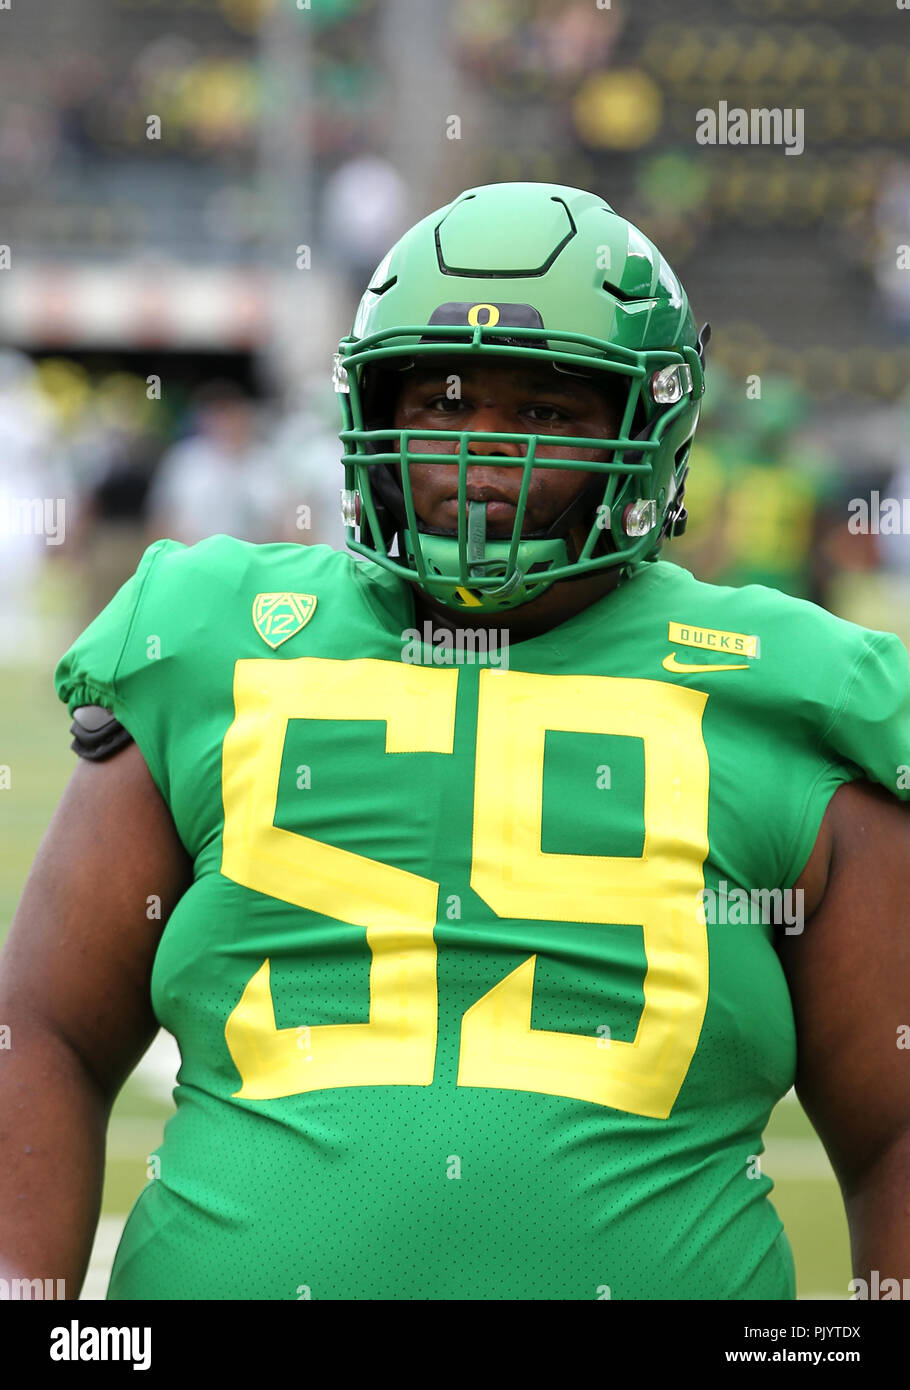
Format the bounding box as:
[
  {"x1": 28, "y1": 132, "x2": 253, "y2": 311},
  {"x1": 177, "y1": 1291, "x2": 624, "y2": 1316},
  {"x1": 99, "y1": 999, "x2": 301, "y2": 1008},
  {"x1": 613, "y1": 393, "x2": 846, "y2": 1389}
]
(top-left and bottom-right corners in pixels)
[{"x1": 335, "y1": 181, "x2": 710, "y2": 612}]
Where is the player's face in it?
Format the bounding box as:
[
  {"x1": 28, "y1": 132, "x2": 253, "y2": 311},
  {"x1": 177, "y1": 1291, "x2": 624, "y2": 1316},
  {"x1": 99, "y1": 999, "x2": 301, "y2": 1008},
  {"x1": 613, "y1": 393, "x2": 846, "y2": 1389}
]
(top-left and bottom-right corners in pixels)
[{"x1": 393, "y1": 359, "x2": 623, "y2": 538}]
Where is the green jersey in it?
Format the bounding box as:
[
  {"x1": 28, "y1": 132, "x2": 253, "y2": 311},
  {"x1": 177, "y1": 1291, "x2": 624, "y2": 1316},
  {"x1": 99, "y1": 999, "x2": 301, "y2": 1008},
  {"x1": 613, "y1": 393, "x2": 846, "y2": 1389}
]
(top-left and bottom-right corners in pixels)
[{"x1": 55, "y1": 535, "x2": 910, "y2": 1300}]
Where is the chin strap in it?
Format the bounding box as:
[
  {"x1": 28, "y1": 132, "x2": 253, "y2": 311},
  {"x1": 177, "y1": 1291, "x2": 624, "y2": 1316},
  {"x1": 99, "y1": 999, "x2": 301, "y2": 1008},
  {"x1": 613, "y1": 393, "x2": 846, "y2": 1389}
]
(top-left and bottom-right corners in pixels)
[
  {"x1": 460, "y1": 502, "x2": 526, "y2": 601},
  {"x1": 467, "y1": 498, "x2": 487, "y2": 566}
]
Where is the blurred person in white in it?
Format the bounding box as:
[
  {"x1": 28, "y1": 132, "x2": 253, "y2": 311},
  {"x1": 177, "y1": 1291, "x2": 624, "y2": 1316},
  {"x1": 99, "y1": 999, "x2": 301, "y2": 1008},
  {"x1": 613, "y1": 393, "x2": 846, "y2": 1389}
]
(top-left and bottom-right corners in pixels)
[
  {"x1": 146, "y1": 380, "x2": 285, "y2": 546},
  {"x1": 0, "y1": 351, "x2": 65, "y2": 665},
  {"x1": 267, "y1": 376, "x2": 347, "y2": 550},
  {"x1": 874, "y1": 160, "x2": 910, "y2": 333},
  {"x1": 320, "y1": 155, "x2": 410, "y2": 299}
]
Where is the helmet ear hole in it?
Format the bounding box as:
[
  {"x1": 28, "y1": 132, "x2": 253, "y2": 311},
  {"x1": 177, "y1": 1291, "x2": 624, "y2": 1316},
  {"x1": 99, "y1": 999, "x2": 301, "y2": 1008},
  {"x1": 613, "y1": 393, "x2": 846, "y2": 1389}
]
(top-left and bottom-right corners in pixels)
[
  {"x1": 675, "y1": 441, "x2": 692, "y2": 469},
  {"x1": 664, "y1": 441, "x2": 693, "y2": 538}
]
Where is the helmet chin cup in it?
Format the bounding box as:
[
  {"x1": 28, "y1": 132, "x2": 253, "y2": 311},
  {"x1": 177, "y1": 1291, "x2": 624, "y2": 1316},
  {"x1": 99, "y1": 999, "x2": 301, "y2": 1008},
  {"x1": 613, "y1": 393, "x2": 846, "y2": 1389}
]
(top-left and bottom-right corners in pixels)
[{"x1": 406, "y1": 531, "x2": 571, "y2": 613}]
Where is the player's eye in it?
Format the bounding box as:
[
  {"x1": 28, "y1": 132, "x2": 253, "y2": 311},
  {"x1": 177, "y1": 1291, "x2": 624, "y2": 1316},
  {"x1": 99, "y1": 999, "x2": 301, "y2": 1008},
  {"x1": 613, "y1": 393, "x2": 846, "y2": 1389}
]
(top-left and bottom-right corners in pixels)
[
  {"x1": 525, "y1": 404, "x2": 567, "y2": 423},
  {"x1": 424, "y1": 395, "x2": 463, "y2": 413}
]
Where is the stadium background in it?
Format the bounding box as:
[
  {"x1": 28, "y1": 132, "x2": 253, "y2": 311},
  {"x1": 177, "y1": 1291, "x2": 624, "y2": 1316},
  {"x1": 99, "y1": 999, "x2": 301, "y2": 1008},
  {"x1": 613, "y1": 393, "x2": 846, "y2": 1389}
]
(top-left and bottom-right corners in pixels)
[{"x1": 2, "y1": 0, "x2": 909, "y2": 1299}]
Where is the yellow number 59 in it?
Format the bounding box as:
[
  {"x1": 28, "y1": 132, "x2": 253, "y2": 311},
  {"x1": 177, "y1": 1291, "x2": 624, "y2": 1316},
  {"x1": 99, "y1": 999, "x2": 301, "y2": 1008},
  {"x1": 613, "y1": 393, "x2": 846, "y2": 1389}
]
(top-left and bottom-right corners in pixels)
[{"x1": 221, "y1": 658, "x2": 710, "y2": 1118}]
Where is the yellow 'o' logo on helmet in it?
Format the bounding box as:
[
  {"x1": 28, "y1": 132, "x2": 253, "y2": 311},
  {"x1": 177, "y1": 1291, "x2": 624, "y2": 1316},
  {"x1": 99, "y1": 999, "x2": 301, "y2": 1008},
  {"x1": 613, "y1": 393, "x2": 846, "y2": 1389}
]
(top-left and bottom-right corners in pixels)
[{"x1": 466, "y1": 303, "x2": 501, "y2": 327}]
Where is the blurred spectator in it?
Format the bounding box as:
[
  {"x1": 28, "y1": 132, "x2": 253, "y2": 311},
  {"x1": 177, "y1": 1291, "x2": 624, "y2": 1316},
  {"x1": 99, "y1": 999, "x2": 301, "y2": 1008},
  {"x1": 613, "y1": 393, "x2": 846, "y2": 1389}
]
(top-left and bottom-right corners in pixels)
[
  {"x1": 672, "y1": 377, "x2": 839, "y2": 605},
  {"x1": 874, "y1": 159, "x2": 910, "y2": 334},
  {"x1": 320, "y1": 155, "x2": 411, "y2": 296},
  {"x1": 843, "y1": 390, "x2": 910, "y2": 647},
  {"x1": 68, "y1": 372, "x2": 166, "y2": 625},
  {"x1": 145, "y1": 380, "x2": 284, "y2": 546},
  {"x1": 267, "y1": 379, "x2": 348, "y2": 550},
  {"x1": 0, "y1": 352, "x2": 64, "y2": 664}
]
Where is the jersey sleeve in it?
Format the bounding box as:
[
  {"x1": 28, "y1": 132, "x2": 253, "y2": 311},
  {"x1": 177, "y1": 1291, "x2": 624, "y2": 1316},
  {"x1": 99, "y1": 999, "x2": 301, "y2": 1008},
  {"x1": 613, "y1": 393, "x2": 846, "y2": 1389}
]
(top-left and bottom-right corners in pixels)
[
  {"x1": 821, "y1": 630, "x2": 910, "y2": 795},
  {"x1": 54, "y1": 537, "x2": 186, "y2": 800},
  {"x1": 783, "y1": 628, "x2": 910, "y2": 884}
]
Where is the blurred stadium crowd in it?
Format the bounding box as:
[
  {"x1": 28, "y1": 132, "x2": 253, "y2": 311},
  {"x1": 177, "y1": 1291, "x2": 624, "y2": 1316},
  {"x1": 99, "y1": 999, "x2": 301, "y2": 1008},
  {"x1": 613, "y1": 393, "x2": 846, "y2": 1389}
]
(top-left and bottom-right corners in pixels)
[{"x1": 2, "y1": 0, "x2": 910, "y2": 663}]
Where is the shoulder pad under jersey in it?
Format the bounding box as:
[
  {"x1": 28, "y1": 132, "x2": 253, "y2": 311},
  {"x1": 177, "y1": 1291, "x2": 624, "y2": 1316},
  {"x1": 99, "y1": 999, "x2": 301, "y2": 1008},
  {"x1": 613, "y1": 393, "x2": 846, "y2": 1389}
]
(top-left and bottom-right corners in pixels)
[{"x1": 70, "y1": 705, "x2": 134, "y2": 762}]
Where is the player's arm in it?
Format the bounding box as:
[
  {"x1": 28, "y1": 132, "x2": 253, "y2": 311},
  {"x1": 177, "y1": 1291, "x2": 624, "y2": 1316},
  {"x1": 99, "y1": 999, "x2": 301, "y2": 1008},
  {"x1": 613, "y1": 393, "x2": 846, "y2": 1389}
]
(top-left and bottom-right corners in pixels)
[
  {"x1": 780, "y1": 778, "x2": 910, "y2": 1284},
  {"x1": 0, "y1": 738, "x2": 193, "y2": 1295}
]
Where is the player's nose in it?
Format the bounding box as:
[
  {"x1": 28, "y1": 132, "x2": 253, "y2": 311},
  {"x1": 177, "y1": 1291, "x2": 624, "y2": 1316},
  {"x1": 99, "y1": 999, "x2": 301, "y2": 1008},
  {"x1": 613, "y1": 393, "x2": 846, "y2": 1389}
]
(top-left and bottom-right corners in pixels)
[{"x1": 466, "y1": 403, "x2": 524, "y2": 457}]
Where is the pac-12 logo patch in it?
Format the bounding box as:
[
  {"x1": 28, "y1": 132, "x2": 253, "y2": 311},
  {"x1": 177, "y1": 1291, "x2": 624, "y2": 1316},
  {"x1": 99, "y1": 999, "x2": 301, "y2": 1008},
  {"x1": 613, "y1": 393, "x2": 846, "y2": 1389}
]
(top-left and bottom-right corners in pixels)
[{"x1": 252, "y1": 593, "x2": 317, "y2": 649}]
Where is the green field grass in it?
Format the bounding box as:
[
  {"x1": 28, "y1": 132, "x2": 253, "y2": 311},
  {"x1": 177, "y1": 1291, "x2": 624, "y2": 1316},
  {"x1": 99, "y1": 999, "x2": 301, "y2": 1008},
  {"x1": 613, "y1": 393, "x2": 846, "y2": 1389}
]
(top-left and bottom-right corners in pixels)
[{"x1": 0, "y1": 644, "x2": 852, "y2": 1301}]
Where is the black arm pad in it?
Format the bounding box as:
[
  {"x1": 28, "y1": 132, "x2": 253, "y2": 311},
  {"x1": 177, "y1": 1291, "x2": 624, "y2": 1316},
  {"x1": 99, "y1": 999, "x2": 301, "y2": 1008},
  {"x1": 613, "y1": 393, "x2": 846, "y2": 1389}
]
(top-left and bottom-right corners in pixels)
[{"x1": 70, "y1": 705, "x2": 134, "y2": 761}]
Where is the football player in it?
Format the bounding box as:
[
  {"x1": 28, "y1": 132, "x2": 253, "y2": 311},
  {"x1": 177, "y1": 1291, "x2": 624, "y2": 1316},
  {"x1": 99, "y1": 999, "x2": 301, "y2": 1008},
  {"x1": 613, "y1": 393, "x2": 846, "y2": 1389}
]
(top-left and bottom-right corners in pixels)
[{"x1": 2, "y1": 183, "x2": 910, "y2": 1300}]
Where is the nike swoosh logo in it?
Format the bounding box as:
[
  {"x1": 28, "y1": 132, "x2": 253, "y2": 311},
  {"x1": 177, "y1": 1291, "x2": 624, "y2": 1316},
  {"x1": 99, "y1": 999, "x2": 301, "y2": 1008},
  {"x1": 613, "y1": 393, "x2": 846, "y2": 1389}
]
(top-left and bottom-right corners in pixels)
[{"x1": 662, "y1": 653, "x2": 751, "y2": 674}]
